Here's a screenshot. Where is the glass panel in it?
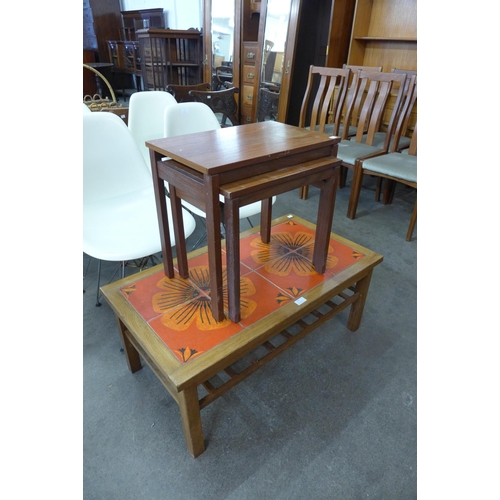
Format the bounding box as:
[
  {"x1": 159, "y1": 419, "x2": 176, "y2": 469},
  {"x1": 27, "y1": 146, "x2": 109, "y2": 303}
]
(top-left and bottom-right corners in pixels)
[
  {"x1": 257, "y1": 0, "x2": 292, "y2": 121},
  {"x1": 211, "y1": 0, "x2": 235, "y2": 89},
  {"x1": 261, "y1": 0, "x2": 291, "y2": 87}
]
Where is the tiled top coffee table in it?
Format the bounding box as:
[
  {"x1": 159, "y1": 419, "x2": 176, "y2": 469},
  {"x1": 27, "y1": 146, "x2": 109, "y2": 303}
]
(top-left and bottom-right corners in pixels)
[{"x1": 101, "y1": 215, "x2": 383, "y2": 457}]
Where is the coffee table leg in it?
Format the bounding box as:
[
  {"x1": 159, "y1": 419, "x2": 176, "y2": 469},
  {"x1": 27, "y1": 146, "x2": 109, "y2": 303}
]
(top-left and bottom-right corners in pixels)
[
  {"x1": 178, "y1": 385, "x2": 205, "y2": 458},
  {"x1": 204, "y1": 175, "x2": 224, "y2": 322},
  {"x1": 225, "y1": 198, "x2": 240, "y2": 323},
  {"x1": 150, "y1": 150, "x2": 175, "y2": 278},
  {"x1": 313, "y1": 169, "x2": 338, "y2": 273},
  {"x1": 115, "y1": 318, "x2": 142, "y2": 373},
  {"x1": 347, "y1": 269, "x2": 374, "y2": 331}
]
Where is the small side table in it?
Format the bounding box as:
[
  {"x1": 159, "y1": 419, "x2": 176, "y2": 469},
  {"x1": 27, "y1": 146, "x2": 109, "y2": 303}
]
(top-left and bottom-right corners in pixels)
[{"x1": 147, "y1": 121, "x2": 342, "y2": 322}]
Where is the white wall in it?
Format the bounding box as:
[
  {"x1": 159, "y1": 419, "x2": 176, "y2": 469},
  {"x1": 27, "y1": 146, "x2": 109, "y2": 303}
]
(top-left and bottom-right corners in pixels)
[{"x1": 119, "y1": 0, "x2": 203, "y2": 30}]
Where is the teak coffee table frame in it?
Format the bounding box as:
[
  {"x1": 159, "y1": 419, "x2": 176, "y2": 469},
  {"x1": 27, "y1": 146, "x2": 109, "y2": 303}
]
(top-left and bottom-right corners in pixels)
[{"x1": 101, "y1": 215, "x2": 383, "y2": 458}]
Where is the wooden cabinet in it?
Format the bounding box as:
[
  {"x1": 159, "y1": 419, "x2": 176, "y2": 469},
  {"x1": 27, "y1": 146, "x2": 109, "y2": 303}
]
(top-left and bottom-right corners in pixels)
[
  {"x1": 121, "y1": 9, "x2": 165, "y2": 41},
  {"x1": 250, "y1": 0, "x2": 261, "y2": 15},
  {"x1": 346, "y1": 0, "x2": 417, "y2": 71},
  {"x1": 83, "y1": 0, "x2": 122, "y2": 64},
  {"x1": 200, "y1": 0, "x2": 416, "y2": 129},
  {"x1": 137, "y1": 29, "x2": 204, "y2": 90},
  {"x1": 250, "y1": 0, "x2": 355, "y2": 126},
  {"x1": 241, "y1": 42, "x2": 259, "y2": 123}
]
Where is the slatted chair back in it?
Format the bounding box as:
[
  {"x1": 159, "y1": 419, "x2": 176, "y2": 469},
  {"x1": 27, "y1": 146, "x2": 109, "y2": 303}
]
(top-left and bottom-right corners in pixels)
[
  {"x1": 388, "y1": 74, "x2": 417, "y2": 153},
  {"x1": 298, "y1": 66, "x2": 350, "y2": 136},
  {"x1": 346, "y1": 70, "x2": 407, "y2": 150},
  {"x1": 341, "y1": 65, "x2": 383, "y2": 137}
]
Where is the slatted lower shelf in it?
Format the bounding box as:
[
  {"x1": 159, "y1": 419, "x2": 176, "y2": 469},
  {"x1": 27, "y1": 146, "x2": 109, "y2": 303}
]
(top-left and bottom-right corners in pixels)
[{"x1": 198, "y1": 286, "x2": 357, "y2": 409}]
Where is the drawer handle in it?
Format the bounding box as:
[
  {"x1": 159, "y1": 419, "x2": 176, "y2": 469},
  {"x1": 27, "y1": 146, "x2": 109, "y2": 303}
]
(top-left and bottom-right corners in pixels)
[
  {"x1": 247, "y1": 52, "x2": 255, "y2": 59},
  {"x1": 247, "y1": 72, "x2": 254, "y2": 79}
]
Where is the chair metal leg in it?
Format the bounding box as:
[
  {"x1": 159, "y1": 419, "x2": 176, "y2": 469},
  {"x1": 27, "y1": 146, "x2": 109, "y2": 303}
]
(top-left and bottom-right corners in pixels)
[
  {"x1": 192, "y1": 231, "x2": 208, "y2": 250},
  {"x1": 83, "y1": 255, "x2": 92, "y2": 294},
  {"x1": 191, "y1": 215, "x2": 207, "y2": 250},
  {"x1": 95, "y1": 259, "x2": 102, "y2": 307}
]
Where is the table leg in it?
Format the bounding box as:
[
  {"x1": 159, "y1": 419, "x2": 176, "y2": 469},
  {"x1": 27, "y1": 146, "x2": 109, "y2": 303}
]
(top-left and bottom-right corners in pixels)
[
  {"x1": 225, "y1": 198, "x2": 240, "y2": 323},
  {"x1": 347, "y1": 269, "x2": 374, "y2": 331},
  {"x1": 170, "y1": 185, "x2": 189, "y2": 279},
  {"x1": 178, "y1": 385, "x2": 205, "y2": 458},
  {"x1": 260, "y1": 198, "x2": 273, "y2": 244},
  {"x1": 115, "y1": 318, "x2": 142, "y2": 373},
  {"x1": 150, "y1": 150, "x2": 175, "y2": 278},
  {"x1": 204, "y1": 175, "x2": 225, "y2": 322},
  {"x1": 313, "y1": 168, "x2": 339, "y2": 274}
]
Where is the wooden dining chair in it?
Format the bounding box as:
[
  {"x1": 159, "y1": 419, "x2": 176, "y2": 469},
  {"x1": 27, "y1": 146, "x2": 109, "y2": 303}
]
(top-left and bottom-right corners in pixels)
[
  {"x1": 341, "y1": 64, "x2": 383, "y2": 139},
  {"x1": 298, "y1": 65, "x2": 351, "y2": 136},
  {"x1": 166, "y1": 82, "x2": 211, "y2": 103},
  {"x1": 257, "y1": 87, "x2": 280, "y2": 122},
  {"x1": 189, "y1": 86, "x2": 240, "y2": 126},
  {"x1": 346, "y1": 75, "x2": 417, "y2": 235},
  {"x1": 215, "y1": 66, "x2": 233, "y2": 90},
  {"x1": 335, "y1": 70, "x2": 408, "y2": 192},
  {"x1": 347, "y1": 122, "x2": 417, "y2": 241},
  {"x1": 297, "y1": 66, "x2": 351, "y2": 199},
  {"x1": 368, "y1": 70, "x2": 417, "y2": 152}
]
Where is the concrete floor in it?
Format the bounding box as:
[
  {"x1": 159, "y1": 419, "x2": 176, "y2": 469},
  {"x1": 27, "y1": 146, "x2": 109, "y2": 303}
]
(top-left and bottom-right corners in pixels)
[{"x1": 83, "y1": 176, "x2": 417, "y2": 499}]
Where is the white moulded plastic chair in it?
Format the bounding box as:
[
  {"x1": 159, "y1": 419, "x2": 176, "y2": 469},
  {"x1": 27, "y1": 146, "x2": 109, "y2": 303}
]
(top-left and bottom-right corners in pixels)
[
  {"x1": 128, "y1": 90, "x2": 178, "y2": 166},
  {"x1": 83, "y1": 112, "x2": 196, "y2": 305},
  {"x1": 163, "y1": 101, "x2": 276, "y2": 249}
]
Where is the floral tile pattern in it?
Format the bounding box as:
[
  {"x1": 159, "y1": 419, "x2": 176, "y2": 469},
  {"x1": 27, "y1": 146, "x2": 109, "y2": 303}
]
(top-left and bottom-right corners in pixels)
[{"x1": 120, "y1": 219, "x2": 365, "y2": 364}]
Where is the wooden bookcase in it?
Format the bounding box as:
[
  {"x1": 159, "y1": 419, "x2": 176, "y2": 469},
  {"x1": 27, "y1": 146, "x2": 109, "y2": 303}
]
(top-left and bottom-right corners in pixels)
[
  {"x1": 347, "y1": 0, "x2": 417, "y2": 72},
  {"x1": 347, "y1": 0, "x2": 417, "y2": 134},
  {"x1": 121, "y1": 9, "x2": 165, "y2": 41},
  {"x1": 137, "y1": 29, "x2": 204, "y2": 90}
]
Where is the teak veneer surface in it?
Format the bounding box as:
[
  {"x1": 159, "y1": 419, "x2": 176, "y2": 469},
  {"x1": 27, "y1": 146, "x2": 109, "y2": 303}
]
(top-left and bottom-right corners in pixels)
[{"x1": 146, "y1": 120, "x2": 338, "y2": 175}]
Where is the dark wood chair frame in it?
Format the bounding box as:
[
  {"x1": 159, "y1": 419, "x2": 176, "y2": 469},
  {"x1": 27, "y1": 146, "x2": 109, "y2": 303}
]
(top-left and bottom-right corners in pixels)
[{"x1": 189, "y1": 86, "x2": 240, "y2": 127}]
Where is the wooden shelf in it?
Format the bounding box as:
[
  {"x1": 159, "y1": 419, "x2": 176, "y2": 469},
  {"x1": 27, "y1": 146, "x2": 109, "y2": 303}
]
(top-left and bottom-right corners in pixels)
[
  {"x1": 137, "y1": 29, "x2": 203, "y2": 89},
  {"x1": 354, "y1": 36, "x2": 417, "y2": 42},
  {"x1": 347, "y1": 0, "x2": 417, "y2": 72}
]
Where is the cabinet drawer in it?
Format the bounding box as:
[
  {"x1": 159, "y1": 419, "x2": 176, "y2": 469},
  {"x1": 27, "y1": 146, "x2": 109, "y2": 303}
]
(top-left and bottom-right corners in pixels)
[
  {"x1": 243, "y1": 65, "x2": 256, "y2": 84},
  {"x1": 243, "y1": 42, "x2": 258, "y2": 65},
  {"x1": 240, "y1": 104, "x2": 254, "y2": 124},
  {"x1": 242, "y1": 85, "x2": 254, "y2": 107}
]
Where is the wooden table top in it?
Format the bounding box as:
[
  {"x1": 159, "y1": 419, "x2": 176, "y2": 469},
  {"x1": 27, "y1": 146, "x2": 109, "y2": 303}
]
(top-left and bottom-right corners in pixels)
[
  {"x1": 101, "y1": 215, "x2": 382, "y2": 392},
  {"x1": 146, "y1": 121, "x2": 339, "y2": 175}
]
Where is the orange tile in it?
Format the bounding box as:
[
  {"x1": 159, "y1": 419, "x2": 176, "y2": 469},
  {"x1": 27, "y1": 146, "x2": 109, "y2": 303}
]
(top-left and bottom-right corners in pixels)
[
  {"x1": 302, "y1": 237, "x2": 366, "y2": 276},
  {"x1": 120, "y1": 269, "x2": 195, "y2": 322},
  {"x1": 148, "y1": 301, "x2": 243, "y2": 364},
  {"x1": 254, "y1": 255, "x2": 330, "y2": 297},
  {"x1": 229, "y1": 272, "x2": 295, "y2": 328}
]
